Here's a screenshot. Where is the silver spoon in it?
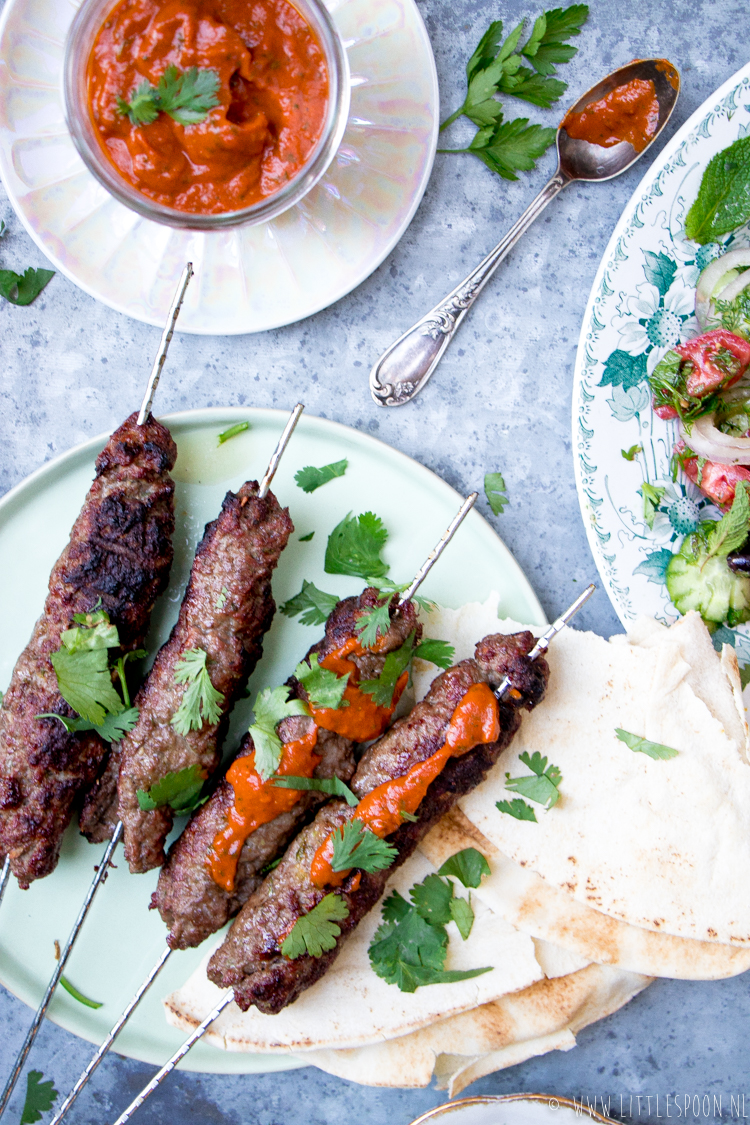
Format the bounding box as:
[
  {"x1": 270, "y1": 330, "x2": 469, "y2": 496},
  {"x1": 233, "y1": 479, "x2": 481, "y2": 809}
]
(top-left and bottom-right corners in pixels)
[{"x1": 369, "y1": 58, "x2": 680, "y2": 407}]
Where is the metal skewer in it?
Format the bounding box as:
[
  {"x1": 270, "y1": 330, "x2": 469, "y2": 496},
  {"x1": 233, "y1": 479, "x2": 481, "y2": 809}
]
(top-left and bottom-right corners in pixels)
[
  {"x1": 47, "y1": 403, "x2": 306, "y2": 1124},
  {"x1": 398, "y1": 492, "x2": 478, "y2": 605},
  {"x1": 0, "y1": 268, "x2": 195, "y2": 1121},
  {"x1": 108, "y1": 543, "x2": 591, "y2": 1125},
  {"x1": 0, "y1": 856, "x2": 10, "y2": 912}
]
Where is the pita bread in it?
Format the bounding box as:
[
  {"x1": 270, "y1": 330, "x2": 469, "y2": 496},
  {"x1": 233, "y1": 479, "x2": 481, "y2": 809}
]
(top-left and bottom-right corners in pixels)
[
  {"x1": 416, "y1": 599, "x2": 750, "y2": 948},
  {"x1": 420, "y1": 808, "x2": 750, "y2": 979},
  {"x1": 297, "y1": 962, "x2": 651, "y2": 1095},
  {"x1": 164, "y1": 850, "x2": 544, "y2": 1053}
]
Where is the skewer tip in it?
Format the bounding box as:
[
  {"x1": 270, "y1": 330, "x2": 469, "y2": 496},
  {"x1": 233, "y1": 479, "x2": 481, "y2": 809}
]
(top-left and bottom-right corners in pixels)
[{"x1": 258, "y1": 404, "x2": 305, "y2": 499}]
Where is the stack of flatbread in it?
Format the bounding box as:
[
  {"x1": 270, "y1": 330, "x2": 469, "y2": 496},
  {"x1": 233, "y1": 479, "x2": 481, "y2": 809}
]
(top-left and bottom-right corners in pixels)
[{"x1": 166, "y1": 598, "x2": 750, "y2": 1095}]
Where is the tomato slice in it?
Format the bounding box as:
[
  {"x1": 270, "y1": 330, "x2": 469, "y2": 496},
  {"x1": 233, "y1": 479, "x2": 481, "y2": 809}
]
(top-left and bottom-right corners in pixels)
[
  {"x1": 679, "y1": 445, "x2": 750, "y2": 508},
  {"x1": 675, "y1": 329, "x2": 750, "y2": 397}
]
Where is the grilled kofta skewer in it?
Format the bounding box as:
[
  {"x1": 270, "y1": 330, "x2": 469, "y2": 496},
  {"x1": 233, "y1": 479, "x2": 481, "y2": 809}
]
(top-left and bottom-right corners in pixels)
[
  {"x1": 0, "y1": 412, "x2": 177, "y2": 888},
  {"x1": 117, "y1": 481, "x2": 294, "y2": 874},
  {"x1": 153, "y1": 589, "x2": 420, "y2": 949},
  {"x1": 207, "y1": 630, "x2": 549, "y2": 1013}
]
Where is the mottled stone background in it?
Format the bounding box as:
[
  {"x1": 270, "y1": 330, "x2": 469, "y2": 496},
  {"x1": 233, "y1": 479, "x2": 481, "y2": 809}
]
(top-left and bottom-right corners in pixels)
[{"x1": 1, "y1": 0, "x2": 748, "y2": 1121}]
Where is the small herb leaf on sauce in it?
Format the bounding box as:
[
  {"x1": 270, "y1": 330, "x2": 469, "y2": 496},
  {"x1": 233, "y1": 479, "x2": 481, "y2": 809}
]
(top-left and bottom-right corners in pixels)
[
  {"x1": 330, "y1": 818, "x2": 398, "y2": 874},
  {"x1": 685, "y1": 135, "x2": 750, "y2": 245},
  {"x1": 280, "y1": 580, "x2": 340, "y2": 626},
  {"x1": 171, "y1": 647, "x2": 225, "y2": 735},
  {"x1": 615, "y1": 728, "x2": 679, "y2": 760},
  {"x1": 325, "y1": 512, "x2": 390, "y2": 579},
  {"x1": 438, "y1": 847, "x2": 491, "y2": 888},
  {"x1": 294, "y1": 653, "x2": 349, "y2": 710},
  {"x1": 294, "y1": 459, "x2": 348, "y2": 493},
  {"x1": 249, "y1": 685, "x2": 310, "y2": 780},
  {"x1": 20, "y1": 1070, "x2": 58, "y2": 1125},
  {"x1": 136, "y1": 763, "x2": 206, "y2": 813},
  {"x1": 270, "y1": 775, "x2": 359, "y2": 806},
  {"x1": 504, "y1": 750, "x2": 562, "y2": 808},
  {"x1": 117, "y1": 65, "x2": 220, "y2": 128},
  {"x1": 281, "y1": 893, "x2": 349, "y2": 959},
  {"x1": 496, "y1": 796, "x2": 538, "y2": 821},
  {"x1": 484, "y1": 471, "x2": 510, "y2": 515},
  {"x1": 217, "y1": 421, "x2": 249, "y2": 445},
  {"x1": 360, "y1": 631, "x2": 416, "y2": 707},
  {"x1": 355, "y1": 593, "x2": 394, "y2": 648}
]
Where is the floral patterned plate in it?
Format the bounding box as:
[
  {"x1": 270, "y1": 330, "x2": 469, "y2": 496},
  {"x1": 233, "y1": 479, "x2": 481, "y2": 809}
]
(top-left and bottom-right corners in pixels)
[{"x1": 573, "y1": 61, "x2": 750, "y2": 660}]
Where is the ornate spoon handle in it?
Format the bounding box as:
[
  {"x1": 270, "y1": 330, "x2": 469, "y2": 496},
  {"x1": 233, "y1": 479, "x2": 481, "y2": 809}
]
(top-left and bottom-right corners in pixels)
[{"x1": 370, "y1": 168, "x2": 569, "y2": 407}]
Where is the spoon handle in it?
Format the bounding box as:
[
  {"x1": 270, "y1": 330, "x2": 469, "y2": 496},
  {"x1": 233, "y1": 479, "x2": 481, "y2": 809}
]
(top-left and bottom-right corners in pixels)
[{"x1": 370, "y1": 168, "x2": 569, "y2": 407}]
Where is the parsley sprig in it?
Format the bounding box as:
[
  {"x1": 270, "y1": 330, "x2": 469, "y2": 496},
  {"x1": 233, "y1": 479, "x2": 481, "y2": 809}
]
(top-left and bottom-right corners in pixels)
[
  {"x1": 368, "y1": 854, "x2": 492, "y2": 992},
  {"x1": 438, "y1": 6, "x2": 589, "y2": 181},
  {"x1": 117, "y1": 65, "x2": 220, "y2": 127},
  {"x1": 20, "y1": 1071, "x2": 58, "y2": 1125},
  {"x1": 281, "y1": 893, "x2": 349, "y2": 959},
  {"x1": 171, "y1": 648, "x2": 225, "y2": 736}
]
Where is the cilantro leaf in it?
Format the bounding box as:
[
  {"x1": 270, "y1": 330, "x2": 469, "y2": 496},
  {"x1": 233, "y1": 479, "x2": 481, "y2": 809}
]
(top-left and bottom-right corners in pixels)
[
  {"x1": 37, "y1": 705, "x2": 139, "y2": 743},
  {"x1": 438, "y1": 847, "x2": 491, "y2": 888},
  {"x1": 61, "y1": 615, "x2": 119, "y2": 653},
  {"x1": 280, "y1": 580, "x2": 340, "y2": 626},
  {"x1": 117, "y1": 80, "x2": 160, "y2": 126},
  {"x1": 117, "y1": 65, "x2": 220, "y2": 127},
  {"x1": 0, "y1": 267, "x2": 55, "y2": 306},
  {"x1": 249, "y1": 685, "x2": 309, "y2": 780},
  {"x1": 621, "y1": 444, "x2": 642, "y2": 462},
  {"x1": 410, "y1": 873, "x2": 454, "y2": 925},
  {"x1": 170, "y1": 648, "x2": 225, "y2": 736},
  {"x1": 136, "y1": 763, "x2": 206, "y2": 812},
  {"x1": 504, "y1": 749, "x2": 562, "y2": 808},
  {"x1": 640, "y1": 483, "x2": 665, "y2": 530},
  {"x1": 360, "y1": 631, "x2": 416, "y2": 707},
  {"x1": 270, "y1": 775, "x2": 359, "y2": 806},
  {"x1": 449, "y1": 895, "x2": 475, "y2": 940},
  {"x1": 294, "y1": 653, "x2": 349, "y2": 710},
  {"x1": 50, "y1": 647, "x2": 124, "y2": 726},
  {"x1": 217, "y1": 421, "x2": 249, "y2": 445},
  {"x1": 355, "y1": 594, "x2": 394, "y2": 649},
  {"x1": 330, "y1": 819, "x2": 398, "y2": 874},
  {"x1": 20, "y1": 1071, "x2": 58, "y2": 1125},
  {"x1": 706, "y1": 481, "x2": 750, "y2": 559},
  {"x1": 615, "y1": 728, "x2": 679, "y2": 761},
  {"x1": 325, "y1": 512, "x2": 389, "y2": 579},
  {"x1": 414, "y1": 638, "x2": 455, "y2": 670},
  {"x1": 685, "y1": 135, "x2": 750, "y2": 244},
  {"x1": 281, "y1": 893, "x2": 349, "y2": 959},
  {"x1": 294, "y1": 459, "x2": 348, "y2": 493},
  {"x1": 484, "y1": 471, "x2": 509, "y2": 515},
  {"x1": 496, "y1": 796, "x2": 538, "y2": 821},
  {"x1": 59, "y1": 976, "x2": 103, "y2": 1008},
  {"x1": 468, "y1": 117, "x2": 557, "y2": 181}
]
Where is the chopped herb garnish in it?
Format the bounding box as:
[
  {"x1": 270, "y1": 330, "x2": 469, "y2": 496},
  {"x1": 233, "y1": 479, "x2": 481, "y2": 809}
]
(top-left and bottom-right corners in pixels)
[
  {"x1": 280, "y1": 580, "x2": 339, "y2": 626},
  {"x1": 355, "y1": 593, "x2": 394, "y2": 648},
  {"x1": 170, "y1": 648, "x2": 225, "y2": 735},
  {"x1": 281, "y1": 893, "x2": 349, "y2": 959},
  {"x1": 449, "y1": 895, "x2": 475, "y2": 940},
  {"x1": 484, "y1": 471, "x2": 509, "y2": 515},
  {"x1": 49, "y1": 609, "x2": 124, "y2": 725},
  {"x1": 621, "y1": 444, "x2": 642, "y2": 462},
  {"x1": 299, "y1": 532, "x2": 315, "y2": 542},
  {"x1": 118, "y1": 64, "x2": 220, "y2": 127},
  {"x1": 414, "y1": 638, "x2": 455, "y2": 670},
  {"x1": 438, "y1": 847, "x2": 491, "y2": 888},
  {"x1": 330, "y1": 818, "x2": 398, "y2": 874},
  {"x1": 615, "y1": 728, "x2": 678, "y2": 760},
  {"x1": 325, "y1": 512, "x2": 389, "y2": 580},
  {"x1": 504, "y1": 750, "x2": 562, "y2": 809},
  {"x1": 59, "y1": 976, "x2": 103, "y2": 1009},
  {"x1": 0, "y1": 265, "x2": 55, "y2": 307},
  {"x1": 294, "y1": 459, "x2": 348, "y2": 493},
  {"x1": 217, "y1": 421, "x2": 249, "y2": 445},
  {"x1": 216, "y1": 586, "x2": 229, "y2": 610},
  {"x1": 20, "y1": 1070, "x2": 58, "y2": 1125},
  {"x1": 294, "y1": 653, "x2": 349, "y2": 710},
  {"x1": 136, "y1": 762, "x2": 207, "y2": 813},
  {"x1": 496, "y1": 796, "x2": 537, "y2": 821},
  {"x1": 37, "y1": 706, "x2": 139, "y2": 743},
  {"x1": 639, "y1": 483, "x2": 665, "y2": 530},
  {"x1": 248, "y1": 685, "x2": 309, "y2": 780},
  {"x1": 270, "y1": 775, "x2": 359, "y2": 805},
  {"x1": 360, "y1": 631, "x2": 416, "y2": 708}
]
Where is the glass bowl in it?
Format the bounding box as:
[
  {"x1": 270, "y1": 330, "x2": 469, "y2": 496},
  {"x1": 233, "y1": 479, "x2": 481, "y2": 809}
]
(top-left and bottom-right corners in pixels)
[{"x1": 63, "y1": 0, "x2": 350, "y2": 231}]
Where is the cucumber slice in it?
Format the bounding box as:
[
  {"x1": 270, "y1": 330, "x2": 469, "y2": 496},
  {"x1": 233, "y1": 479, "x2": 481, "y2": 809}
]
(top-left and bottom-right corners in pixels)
[{"x1": 666, "y1": 546, "x2": 750, "y2": 627}]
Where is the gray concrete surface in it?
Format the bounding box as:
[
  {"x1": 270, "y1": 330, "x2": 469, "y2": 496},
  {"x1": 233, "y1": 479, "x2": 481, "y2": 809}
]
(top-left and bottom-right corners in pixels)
[{"x1": 1, "y1": 0, "x2": 748, "y2": 1121}]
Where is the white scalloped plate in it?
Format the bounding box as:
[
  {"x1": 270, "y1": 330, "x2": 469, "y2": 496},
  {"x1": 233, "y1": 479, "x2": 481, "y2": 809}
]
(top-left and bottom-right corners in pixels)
[
  {"x1": 0, "y1": 0, "x2": 437, "y2": 333},
  {"x1": 0, "y1": 407, "x2": 544, "y2": 1072},
  {"x1": 572, "y1": 60, "x2": 750, "y2": 653}
]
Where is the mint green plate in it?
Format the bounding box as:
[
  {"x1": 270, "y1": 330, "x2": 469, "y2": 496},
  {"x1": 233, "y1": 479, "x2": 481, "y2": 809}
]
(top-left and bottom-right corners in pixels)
[{"x1": 0, "y1": 408, "x2": 544, "y2": 1073}]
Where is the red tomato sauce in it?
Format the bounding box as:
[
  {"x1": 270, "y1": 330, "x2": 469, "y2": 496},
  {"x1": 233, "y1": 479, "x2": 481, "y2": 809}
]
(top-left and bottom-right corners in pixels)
[
  {"x1": 87, "y1": 0, "x2": 329, "y2": 214},
  {"x1": 563, "y1": 78, "x2": 659, "y2": 153},
  {"x1": 309, "y1": 637, "x2": 408, "y2": 743},
  {"x1": 310, "y1": 682, "x2": 500, "y2": 889}
]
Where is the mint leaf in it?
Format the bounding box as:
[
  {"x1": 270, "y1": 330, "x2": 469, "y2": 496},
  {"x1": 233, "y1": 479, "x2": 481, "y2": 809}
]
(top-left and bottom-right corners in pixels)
[
  {"x1": 249, "y1": 685, "x2": 309, "y2": 780},
  {"x1": 0, "y1": 267, "x2": 54, "y2": 306},
  {"x1": 270, "y1": 775, "x2": 359, "y2": 806},
  {"x1": 294, "y1": 459, "x2": 348, "y2": 493},
  {"x1": 136, "y1": 763, "x2": 206, "y2": 812},
  {"x1": 484, "y1": 470, "x2": 509, "y2": 515},
  {"x1": 325, "y1": 512, "x2": 389, "y2": 579},
  {"x1": 20, "y1": 1071, "x2": 58, "y2": 1125},
  {"x1": 330, "y1": 819, "x2": 398, "y2": 874},
  {"x1": 615, "y1": 727, "x2": 678, "y2": 760},
  {"x1": 294, "y1": 653, "x2": 349, "y2": 710},
  {"x1": 685, "y1": 135, "x2": 750, "y2": 244},
  {"x1": 496, "y1": 796, "x2": 537, "y2": 821},
  {"x1": 706, "y1": 481, "x2": 750, "y2": 559},
  {"x1": 281, "y1": 893, "x2": 349, "y2": 959},
  {"x1": 438, "y1": 847, "x2": 491, "y2": 888},
  {"x1": 280, "y1": 580, "x2": 339, "y2": 626}
]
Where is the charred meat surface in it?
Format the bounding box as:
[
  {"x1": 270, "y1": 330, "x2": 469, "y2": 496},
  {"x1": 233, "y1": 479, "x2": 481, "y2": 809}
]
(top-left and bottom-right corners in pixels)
[
  {"x1": 0, "y1": 413, "x2": 176, "y2": 887},
  {"x1": 150, "y1": 589, "x2": 420, "y2": 949},
  {"x1": 117, "y1": 483, "x2": 293, "y2": 874},
  {"x1": 207, "y1": 631, "x2": 548, "y2": 1013}
]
